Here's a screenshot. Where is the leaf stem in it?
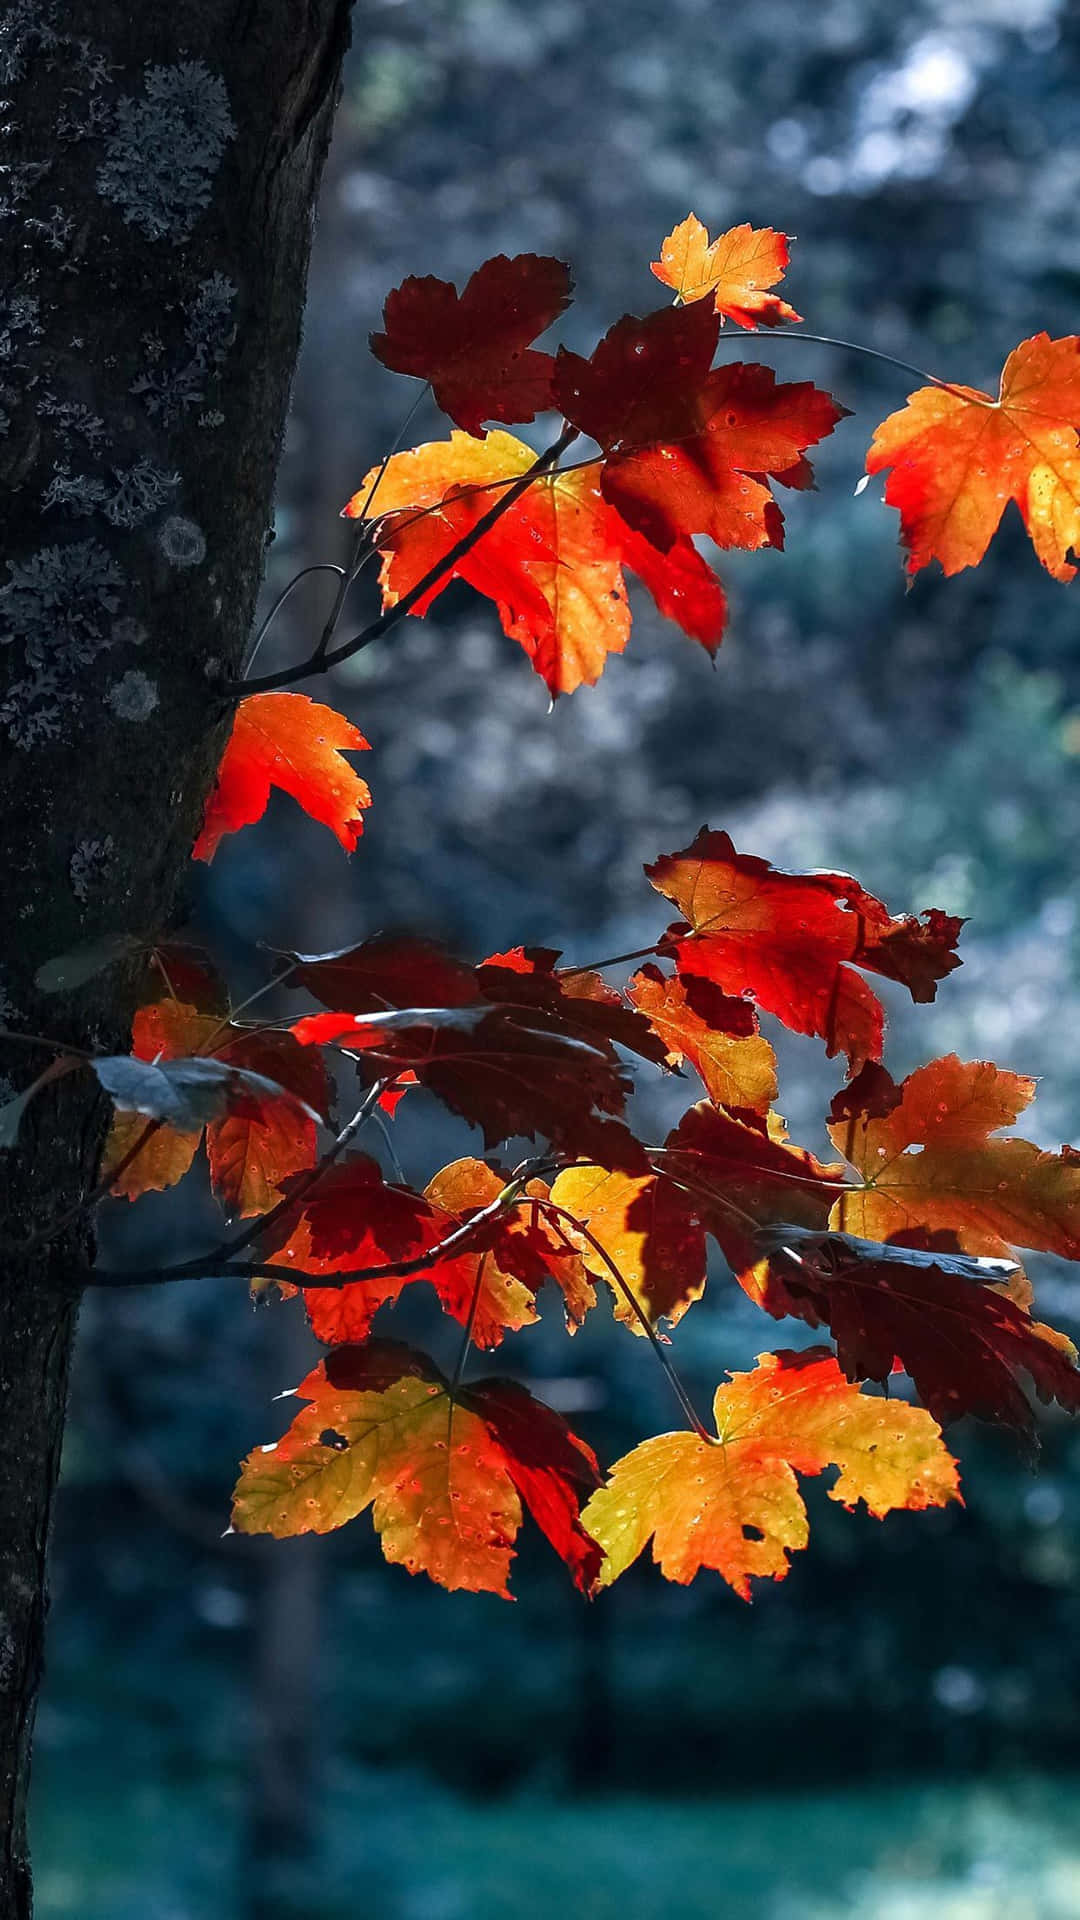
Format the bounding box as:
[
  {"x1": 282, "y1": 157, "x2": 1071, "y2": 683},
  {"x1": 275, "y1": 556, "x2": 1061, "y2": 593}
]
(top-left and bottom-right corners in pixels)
[
  {"x1": 450, "y1": 1250, "x2": 490, "y2": 1392},
  {"x1": 540, "y1": 1199, "x2": 713, "y2": 1443},
  {"x1": 560, "y1": 944, "x2": 661, "y2": 979},
  {"x1": 719, "y1": 326, "x2": 965, "y2": 396},
  {"x1": 242, "y1": 565, "x2": 347, "y2": 679}
]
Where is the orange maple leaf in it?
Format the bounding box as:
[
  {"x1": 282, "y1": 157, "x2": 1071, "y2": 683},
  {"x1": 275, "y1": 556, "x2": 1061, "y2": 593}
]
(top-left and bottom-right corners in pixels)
[
  {"x1": 651, "y1": 214, "x2": 802, "y2": 328},
  {"x1": 231, "y1": 1339, "x2": 602, "y2": 1595},
  {"x1": 865, "y1": 333, "x2": 1080, "y2": 579},
  {"x1": 194, "y1": 692, "x2": 370, "y2": 861},
  {"x1": 829, "y1": 1055, "x2": 1080, "y2": 1260},
  {"x1": 345, "y1": 430, "x2": 727, "y2": 695},
  {"x1": 547, "y1": 1163, "x2": 706, "y2": 1333},
  {"x1": 582, "y1": 1349, "x2": 959, "y2": 1599},
  {"x1": 627, "y1": 963, "x2": 777, "y2": 1122},
  {"x1": 647, "y1": 828, "x2": 963, "y2": 1070}
]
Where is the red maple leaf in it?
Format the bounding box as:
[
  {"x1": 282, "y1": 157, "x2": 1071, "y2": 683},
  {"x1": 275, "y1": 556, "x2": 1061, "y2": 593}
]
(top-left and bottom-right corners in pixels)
[
  {"x1": 647, "y1": 829, "x2": 964, "y2": 1069},
  {"x1": 369, "y1": 253, "x2": 573, "y2": 437},
  {"x1": 553, "y1": 301, "x2": 845, "y2": 551},
  {"x1": 194, "y1": 693, "x2": 370, "y2": 861}
]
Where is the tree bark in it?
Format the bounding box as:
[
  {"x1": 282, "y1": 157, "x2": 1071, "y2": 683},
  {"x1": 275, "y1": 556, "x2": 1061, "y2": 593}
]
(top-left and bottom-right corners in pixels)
[{"x1": 0, "y1": 4, "x2": 354, "y2": 1909}]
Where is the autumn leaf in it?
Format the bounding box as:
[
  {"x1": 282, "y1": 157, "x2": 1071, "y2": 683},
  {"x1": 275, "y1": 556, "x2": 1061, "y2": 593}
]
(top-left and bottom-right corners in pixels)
[
  {"x1": 422, "y1": 1159, "x2": 544, "y2": 1346},
  {"x1": 865, "y1": 333, "x2": 1080, "y2": 579},
  {"x1": 298, "y1": 1002, "x2": 640, "y2": 1160},
  {"x1": 608, "y1": 512, "x2": 727, "y2": 655},
  {"x1": 348, "y1": 430, "x2": 729, "y2": 695},
  {"x1": 553, "y1": 300, "x2": 844, "y2": 552},
  {"x1": 193, "y1": 693, "x2": 370, "y2": 861},
  {"x1": 369, "y1": 253, "x2": 573, "y2": 437},
  {"x1": 660, "y1": 1098, "x2": 846, "y2": 1284},
  {"x1": 231, "y1": 1339, "x2": 601, "y2": 1594},
  {"x1": 286, "y1": 939, "x2": 658, "y2": 1160},
  {"x1": 347, "y1": 430, "x2": 630, "y2": 695},
  {"x1": 647, "y1": 828, "x2": 964, "y2": 1069},
  {"x1": 461, "y1": 1374, "x2": 602, "y2": 1590},
  {"x1": 828, "y1": 1055, "x2": 1080, "y2": 1260},
  {"x1": 259, "y1": 1156, "x2": 444, "y2": 1341},
  {"x1": 103, "y1": 999, "x2": 329, "y2": 1215},
  {"x1": 582, "y1": 1348, "x2": 959, "y2": 1599},
  {"x1": 627, "y1": 963, "x2": 777, "y2": 1121},
  {"x1": 476, "y1": 946, "x2": 669, "y2": 1071},
  {"x1": 101, "y1": 1109, "x2": 201, "y2": 1201},
  {"x1": 750, "y1": 1221, "x2": 1080, "y2": 1457},
  {"x1": 258, "y1": 1154, "x2": 533, "y2": 1348},
  {"x1": 289, "y1": 934, "x2": 478, "y2": 1016},
  {"x1": 547, "y1": 1163, "x2": 706, "y2": 1333},
  {"x1": 651, "y1": 215, "x2": 802, "y2": 328}
]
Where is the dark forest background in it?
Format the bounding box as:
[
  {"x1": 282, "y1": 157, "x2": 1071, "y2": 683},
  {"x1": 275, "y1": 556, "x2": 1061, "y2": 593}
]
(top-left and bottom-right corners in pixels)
[{"x1": 31, "y1": 0, "x2": 1080, "y2": 1913}]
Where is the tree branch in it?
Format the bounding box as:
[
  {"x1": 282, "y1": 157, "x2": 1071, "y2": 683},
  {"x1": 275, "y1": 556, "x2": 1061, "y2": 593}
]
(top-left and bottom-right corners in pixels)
[
  {"x1": 230, "y1": 425, "x2": 579, "y2": 696},
  {"x1": 88, "y1": 1159, "x2": 547, "y2": 1290}
]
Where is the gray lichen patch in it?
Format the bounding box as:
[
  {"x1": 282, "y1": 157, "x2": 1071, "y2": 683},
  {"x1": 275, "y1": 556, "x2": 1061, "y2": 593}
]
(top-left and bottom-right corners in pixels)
[
  {"x1": 0, "y1": 539, "x2": 126, "y2": 747},
  {"x1": 104, "y1": 458, "x2": 180, "y2": 529},
  {"x1": 106, "y1": 669, "x2": 158, "y2": 722},
  {"x1": 0, "y1": 1, "x2": 58, "y2": 89},
  {"x1": 157, "y1": 515, "x2": 206, "y2": 569},
  {"x1": 131, "y1": 275, "x2": 237, "y2": 426},
  {"x1": 0, "y1": 293, "x2": 43, "y2": 368},
  {"x1": 38, "y1": 391, "x2": 106, "y2": 451},
  {"x1": 69, "y1": 835, "x2": 115, "y2": 903},
  {"x1": 96, "y1": 61, "x2": 236, "y2": 240}
]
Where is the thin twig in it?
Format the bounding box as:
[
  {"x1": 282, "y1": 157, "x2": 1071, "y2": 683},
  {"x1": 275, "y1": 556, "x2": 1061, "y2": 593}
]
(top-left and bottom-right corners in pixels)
[
  {"x1": 230, "y1": 426, "x2": 579, "y2": 697},
  {"x1": 716, "y1": 325, "x2": 973, "y2": 398},
  {"x1": 307, "y1": 525, "x2": 372, "y2": 670},
  {"x1": 214, "y1": 1083, "x2": 390, "y2": 1266},
  {"x1": 0, "y1": 1028, "x2": 92, "y2": 1060},
  {"x1": 89, "y1": 1158, "x2": 546, "y2": 1291},
  {"x1": 242, "y1": 564, "x2": 347, "y2": 679}
]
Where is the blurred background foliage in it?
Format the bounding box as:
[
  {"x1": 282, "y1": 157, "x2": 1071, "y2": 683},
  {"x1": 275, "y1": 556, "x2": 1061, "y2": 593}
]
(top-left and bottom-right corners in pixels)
[{"x1": 33, "y1": 0, "x2": 1080, "y2": 1913}]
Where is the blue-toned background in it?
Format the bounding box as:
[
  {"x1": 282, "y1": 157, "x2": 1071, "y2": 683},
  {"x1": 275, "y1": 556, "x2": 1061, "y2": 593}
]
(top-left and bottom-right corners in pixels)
[{"x1": 33, "y1": 0, "x2": 1080, "y2": 1912}]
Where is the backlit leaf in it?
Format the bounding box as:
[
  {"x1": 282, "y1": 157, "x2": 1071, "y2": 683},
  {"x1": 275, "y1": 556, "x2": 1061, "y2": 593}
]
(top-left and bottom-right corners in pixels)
[
  {"x1": 582, "y1": 1348, "x2": 959, "y2": 1599},
  {"x1": 651, "y1": 214, "x2": 802, "y2": 328},
  {"x1": 193, "y1": 693, "x2": 370, "y2": 861},
  {"x1": 548, "y1": 1163, "x2": 706, "y2": 1333},
  {"x1": 231, "y1": 1340, "x2": 601, "y2": 1594},
  {"x1": 627, "y1": 963, "x2": 777, "y2": 1121},
  {"x1": 647, "y1": 829, "x2": 963, "y2": 1069},
  {"x1": 828, "y1": 1055, "x2": 1080, "y2": 1259},
  {"x1": 554, "y1": 301, "x2": 844, "y2": 552},
  {"x1": 865, "y1": 333, "x2": 1080, "y2": 579}
]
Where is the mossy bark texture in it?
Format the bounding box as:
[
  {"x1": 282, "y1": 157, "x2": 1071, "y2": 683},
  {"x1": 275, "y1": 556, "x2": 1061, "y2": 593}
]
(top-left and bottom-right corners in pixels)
[{"x1": 0, "y1": 4, "x2": 354, "y2": 1909}]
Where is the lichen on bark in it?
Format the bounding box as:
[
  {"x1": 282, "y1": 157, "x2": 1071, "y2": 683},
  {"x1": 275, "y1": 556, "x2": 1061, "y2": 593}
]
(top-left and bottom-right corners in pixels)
[{"x1": 0, "y1": 4, "x2": 355, "y2": 1910}]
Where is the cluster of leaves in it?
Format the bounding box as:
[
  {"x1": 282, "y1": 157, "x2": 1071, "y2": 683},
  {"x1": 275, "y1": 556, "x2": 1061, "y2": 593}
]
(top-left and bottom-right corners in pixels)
[{"x1": 18, "y1": 217, "x2": 1080, "y2": 1601}]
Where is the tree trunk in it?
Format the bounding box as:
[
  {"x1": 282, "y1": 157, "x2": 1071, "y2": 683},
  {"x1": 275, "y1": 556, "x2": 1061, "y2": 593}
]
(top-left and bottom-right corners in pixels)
[{"x1": 0, "y1": 4, "x2": 354, "y2": 1909}]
